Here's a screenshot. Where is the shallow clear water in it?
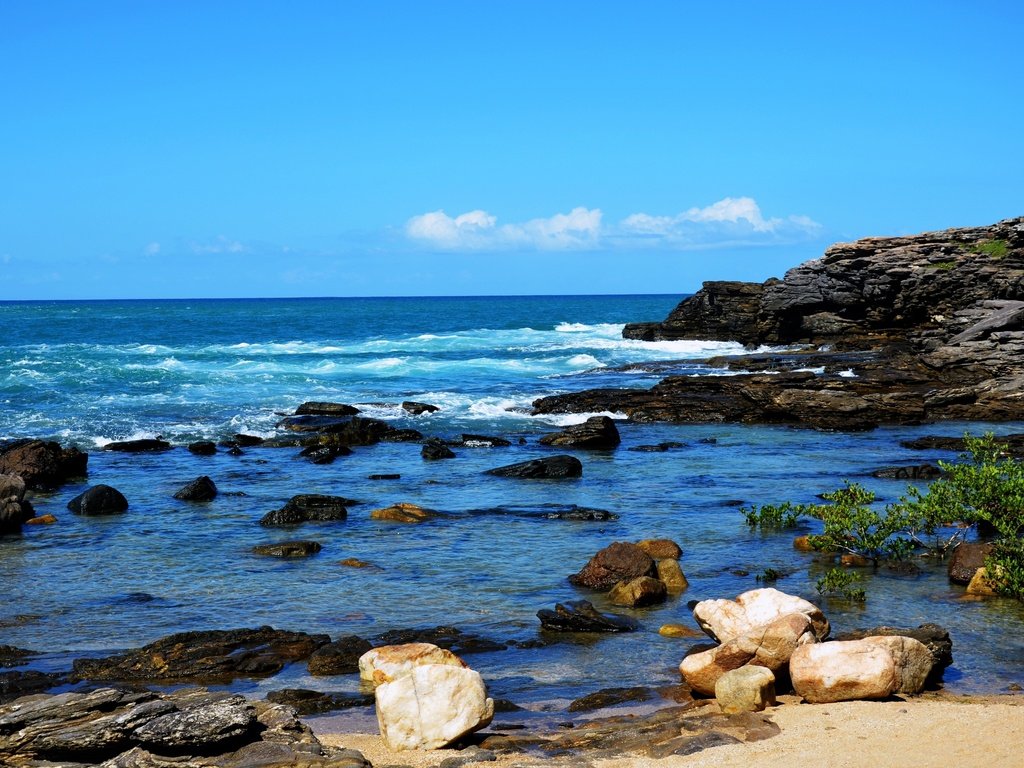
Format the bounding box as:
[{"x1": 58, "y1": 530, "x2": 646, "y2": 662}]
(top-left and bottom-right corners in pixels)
[{"x1": 1, "y1": 296, "x2": 1022, "y2": 706}]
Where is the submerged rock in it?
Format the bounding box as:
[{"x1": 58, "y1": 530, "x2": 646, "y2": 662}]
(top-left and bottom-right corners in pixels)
[
  {"x1": 485, "y1": 455, "x2": 583, "y2": 479},
  {"x1": 536, "y1": 601, "x2": 638, "y2": 633},
  {"x1": 260, "y1": 494, "x2": 352, "y2": 526},
  {"x1": 370, "y1": 502, "x2": 440, "y2": 523},
  {"x1": 374, "y1": 626, "x2": 506, "y2": 655},
  {"x1": 402, "y1": 400, "x2": 440, "y2": 415},
  {"x1": 188, "y1": 440, "x2": 217, "y2": 455},
  {"x1": 71, "y1": 626, "x2": 330, "y2": 683},
  {"x1": 252, "y1": 540, "x2": 322, "y2": 557},
  {"x1": 608, "y1": 576, "x2": 667, "y2": 608},
  {"x1": 295, "y1": 401, "x2": 361, "y2": 416},
  {"x1": 0, "y1": 669, "x2": 60, "y2": 702},
  {"x1": 460, "y1": 434, "x2": 512, "y2": 447},
  {"x1": 568, "y1": 686, "x2": 654, "y2": 712},
  {"x1": 872, "y1": 464, "x2": 942, "y2": 479},
  {"x1": 67, "y1": 484, "x2": 129, "y2": 516},
  {"x1": 173, "y1": 475, "x2": 218, "y2": 501},
  {"x1": 422, "y1": 437, "x2": 456, "y2": 460}
]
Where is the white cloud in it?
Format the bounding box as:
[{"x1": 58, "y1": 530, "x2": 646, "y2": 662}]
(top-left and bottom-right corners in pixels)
[
  {"x1": 406, "y1": 197, "x2": 820, "y2": 251},
  {"x1": 406, "y1": 207, "x2": 602, "y2": 250},
  {"x1": 143, "y1": 242, "x2": 161, "y2": 256},
  {"x1": 190, "y1": 235, "x2": 247, "y2": 254}
]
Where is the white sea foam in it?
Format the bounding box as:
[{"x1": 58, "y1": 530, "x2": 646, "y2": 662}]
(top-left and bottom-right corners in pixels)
[{"x1": 838, "y1": 369, "x2": 857, "y2": 378}]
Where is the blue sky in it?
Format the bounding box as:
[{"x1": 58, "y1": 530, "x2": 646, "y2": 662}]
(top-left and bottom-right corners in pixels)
[{"x1": 1, "y1": 1, "x2": 1021, "y2": 299}]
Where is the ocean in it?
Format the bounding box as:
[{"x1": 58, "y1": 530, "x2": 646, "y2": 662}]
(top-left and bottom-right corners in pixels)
[{"x1": 1, "y1": 295, "x2": 1022, "y2": 713}]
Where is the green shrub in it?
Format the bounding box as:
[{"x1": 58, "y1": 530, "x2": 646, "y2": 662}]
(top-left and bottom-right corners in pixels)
[
  {"x1": 742, "y1": 501, "x2": 802, "y2": 530},
  {"x1": 816, "y1": 567, "x2": 866, "y2": 602},
  {"x1": 969, "y1": 239, "x2": 1009, "y2": 259},
  {"x1": 931, "y1": 260, "x2": 956, "y2": 271}
]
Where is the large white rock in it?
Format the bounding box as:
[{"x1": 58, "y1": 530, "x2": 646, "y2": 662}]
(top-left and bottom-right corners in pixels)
[
  {"x1": 680, "y1": 612, "x2": 816, "y2": 696},
  {"x1": 375, "y1": 663, "x2": 495, "y2": 750},
  {"x1": 693, "y1": 588, "x2": 830, "y2": 643},
  {"x1": 790, "y1": 640, "x2": 898, "y2": 703},
  {"x1": 358, "y1": 642, "x2": 466, "y2": 686},
  {"x1": 861, "y1": 635, "x2": 935, "y2": 695}
]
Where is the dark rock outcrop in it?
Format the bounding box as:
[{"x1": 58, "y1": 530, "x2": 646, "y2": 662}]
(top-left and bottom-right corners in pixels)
[
  {"x1": 534, "y1": 218, "x2": 1024, "y2": 429},
  {"x1": 276, "y1": 415, "x2": 422, "y2": 445},
  {"x1": 0, "y1": 645, "x2": 34, "y2": 669},
  {"x1": 901, "y1": 433, "x2": 1024, "y2": 457},
  {"x1": 0, "y1": 440, "x2": 87, "y2": 489},
  {"x1": 188, "y1": 440, "x2": 217, "y2": 455},
  {"x1": 67, "y1": 484, "x2": 129, "y2": 516},
  {"x1": 104, "y1": 439, "x2": 172, "y2": 452},
  {"x1": 871, "y1": 464, "x2": 942, "y2": 479},
  {"x1": 537, "y1": 601, "x2": 638, "y2": 633},
  {"x1": 298, "y1": 443, "x2": 351, "y2": 464},
  {"x1": 260, "y1": 494, "x2": 352, "y2": 527},
  {"x1": 265, "y1": 688, "x2": 374, "y2": 715},
  {"x1": 307, "y1": 635, "x2": 373, "y2": 676},
  {"x1": 0, "y1": 474, "x2": 30, "y2": 536},
  {"x1": 173, "y1": 475, "x2": 218, "y2": 501},
  {"x1": 402, "y1": 400, "x2": 440, "y2": 415},
  {"x1": 460, "y1": 434, "x2": 512, "y2": 447},
  {"x1": 0, "y1": 670, "x2": 60, "y2": 703},
  {"x1": 0, "y1": 686, "x2": 340, "y2": 765},
  {"x1": 539, "y1": 415, "x2": 621, "y2": 450},
  {"x1": 374, "y1": 626, "x2": 506, "y2": 655},
  {"x1": 422, "y1": 437, "x2": 456, "y2": 460},
  {"x1": 71, "y1": 626, "x2": 330, "y2": 683},
  {"x1": 295, "y1": 401, "x2": 361, "y2": 416},
  {"x1": 947, "y1": 542, "x2": 995, "y2": 584},
  {"x1": 485, "y1": 455, "x2": 583, "y2": 479},
  {"x1": 569, "y1": 541, "x2": 657, "y2": 591},
  {"x1": 252, "y1": 540, "x2": 322, "y2": 558},
  {"x1": 568, "y1": 686, "x2": 655, "y2": 712}
]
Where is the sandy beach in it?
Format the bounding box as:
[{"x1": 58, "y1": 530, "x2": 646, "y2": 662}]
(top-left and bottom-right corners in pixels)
[{"x1": 320, "y1": 693, "x2": 1024, "y2": 768}]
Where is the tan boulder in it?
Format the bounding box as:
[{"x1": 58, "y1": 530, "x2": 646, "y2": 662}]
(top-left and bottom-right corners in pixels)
[
  {"x1": 659, "y1": 623, "x2": 702, "y2": 638},
  {"x1": 693, "y1": 587, "x2": 830, "y2": 643},
  {"x1": 715, "y1": 666, "x2": 776, "y2": 713},
  {"x1": 358, "y1": 642, "x2": 465, "y2": 686},
  {"x1": 656, "y1": 558, "x2": 689, "y2": 592},
  {"x1": 790, "y1": 640, "x2": 898, "y2": 703},
  {"x1": 25, "y1": 514, "x2": 57, "y2": 525},
  {"x1": 369, "y1": 502, "x2": 437, "y2": 523},
  {"x1": 966, "y1": 567, "x2": 999, "y2": 597},
  {"x1": 637, "y1": 538, "x2": 682, "y2": 560},
  {"x1": 862, "y1": 635, "x2": 936, "y2": 694},
  {"x1": 680, "y1": 612, "x2": 816, "y2": 696},
  {"x1": 375, "y1": 663, "x2": 494, "y2": 750},
  {"x1": 609, "y1": 576, "x2": 667, "y2": 608}
]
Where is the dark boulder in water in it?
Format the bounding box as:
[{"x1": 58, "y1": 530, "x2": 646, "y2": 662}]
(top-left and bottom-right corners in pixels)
[
  {"x1": 68, "y1": 484, "x2": 129, "y2": 516},
  {"x1": 402, "y1": 400, "x2": 440, "y2": 415},
  {"x1": 568, "y1": 686, "x2": 655, "y2": 712},
  {"x1": 871, "y1": 464, "x2": 942, "y2": 479},
  {"x1": 260, "y1": 495, "x2": 352, "y2": 527},
  {"x1": 629, "y1": 442, "x2": 685, "y2": 452},
  {"x1": 188, "y1": 440, "x2": 217, "y2": 455},
  {"x1": 0, "y1": 473, "x2": 30, "y2": 536},
  {"x1": 266, "y1": 687, "x2": 374, "y2": 714},
  {"x1": 485, "y1": 455, "x2": 583, "y2": 479},
  {"x1": 299, "y1": 443, "x2": 351, "y2": 464},
  {"x1": 0, "y1": 439, "x2": 88, "y2": 489},
  {"x1": 0, "y1": 644, "x2": 35, "y2": 668},
  {"x1": 568, "y1": 541, "x2": 657, "y2": 591},
  {"x1": 947, "y1": 542, "x2": 994, "y2": 585},
  {"x1": 422, "y1": 437, "x2": 456, "y2": 460},
  {"x1": 307, "y1": 635, "x2": 373, "y2": 676},
  {"x1": 277, "y1": 415, "x2": 422, "y2": 446},
  {"x1": 230, "y1": 433, "x2": 265, "y2": 447},
  {"x1": 252, "y1": 540, "x2": 322, "y2": 558},
  {"x1": 467, "y1": 503, "x2": 618, "y2": 521},
  {"x1": 369, "y1": 473, "x2": 401, "y2": 480},
  {"x1": 71, "y1": 626, "x2": 331, "y2": 683},
  {"x1": 539, "y1": 416, "x2": 621, "y2": 450},
  {"x1": 0, "y1": 669, "x2": 61, "y2": 703},
  {"x1": 173, "y1": 475, "x2": 218, "y2": 501},
  {"x1": 537, "y1": 601, "x2": 638, "y2": 633},
  {"x1": 295, "y1": 401, "x2": 361, "y2": 416},
  {"x1": 103, "y1": 438, "x2": 172, "y2": 452}
]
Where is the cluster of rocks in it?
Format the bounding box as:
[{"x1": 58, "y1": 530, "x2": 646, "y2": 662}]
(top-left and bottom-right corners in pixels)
[
  {"x1": 0, "y1": 439, "x2": 89, "y2": 535},
  {"x1": 569, "y1": 539, "x2": 688, "y2": 607},
  {"x1": 678, "y1": 587, "x2": 951, "y2": 709},
  {"x1": 533, "y1": 217, "x2": 1024, "y2": 429}
]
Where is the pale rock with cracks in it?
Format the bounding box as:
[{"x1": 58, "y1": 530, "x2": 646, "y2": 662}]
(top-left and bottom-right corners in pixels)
[
  {"x1": 375, "y1": 663, "x2": 494, "y2": 751},
  {"x1": 358, "y1": 642, "x2": 466, "y2": 686},
  {"x1": 692, "y1": 587, "x2": 830, "y2": 643}
]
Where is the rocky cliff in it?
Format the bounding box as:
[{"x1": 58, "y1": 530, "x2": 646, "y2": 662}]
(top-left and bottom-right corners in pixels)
[{"x1": 536, "y1": 217, "x2": 1024, "y2": 429}]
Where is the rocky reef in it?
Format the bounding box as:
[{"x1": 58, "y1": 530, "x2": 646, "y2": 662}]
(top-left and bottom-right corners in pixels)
[{"x1": 535, "y1": 217, "x2": 1024, "y2": 429}]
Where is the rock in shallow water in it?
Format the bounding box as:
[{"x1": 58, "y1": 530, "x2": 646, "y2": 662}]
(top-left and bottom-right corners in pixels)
[
  {"x1": 0, "y1": 439, "x2": 88, "y2": 489},
  {"x1": 307, "y1": 635, "x2": 373, "y2": 676},
  {"x1": 252, "y1": 540, "x2": 322, "y2": 558},
  {"x1": 67, "y1": 484, "x2": 129, "y2": 516},
  {"x1": 569, "y1": 541, "x2": 657, "y2": 591},
  {"x1": 536, "y1": 601, "x2": 638, "y2": 633},
  {"x1": 173, "y1": 475, "x2": 217, "y2": 501},
  {"x1": 538, "y1": 416, "x2": 621, "y2": 450},
  {"x1": 259, "y1": 494, "x2": 352, "y2": 527},
  {"x1": 485, "y1": 455, "x2": 582, "y2": 479}
]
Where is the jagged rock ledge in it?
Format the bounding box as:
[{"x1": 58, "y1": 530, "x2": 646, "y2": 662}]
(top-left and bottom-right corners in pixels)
[{"x1": 535, "y1": 217, "x2": 1024, "y2": 430}]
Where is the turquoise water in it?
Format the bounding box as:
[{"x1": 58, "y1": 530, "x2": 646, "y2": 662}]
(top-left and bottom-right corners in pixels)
[{"x1": 1, "y1": 295, "x2": 1022, "y2": 706}]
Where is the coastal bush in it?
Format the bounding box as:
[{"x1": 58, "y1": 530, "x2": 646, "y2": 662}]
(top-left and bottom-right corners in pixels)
[
  {"x1": 931, "y1": 260, "x2": 956, "y2": 271},
  {"x1": 815, "y1": 568, "x2": 866, "y2": 602},
  {"x1": 968, "y1": 239, "x2": 1009, "y2": 259},
  {"x1": 743, "y1": 433, "x2": 1024, "y2": 601}
]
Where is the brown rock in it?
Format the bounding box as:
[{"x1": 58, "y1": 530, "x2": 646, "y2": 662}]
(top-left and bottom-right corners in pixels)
[
  {"x1": 608, "y1": 576, "x2": 667, "y2": 608},
  {"x1": 538, "y1": 415, "x2": 621, "y2": 450},
  {"x1": 637, "y1": 538, "x2": 683, "y2": 560},
  {"x1": 369, "y1": 502, "x2": 438, "y2": 523},
  {"x1": 966, "y1": 566, "x2": 1000, "y2": 596},
  {"x1": 656, "y1": 558, "x2": 689, "y2": 592},
  {"x1": 793, "y1": 535, "x2": 815, "y2": 552},
  {"x1": 568, "y1": 541, "x2": 657, "y2": 591},
  {"x1": 25, "y1": 514, "x2": 57, "y2": 525},
  {"x1": 659, "y1": 623, "x2": 702, "y2": 638},
  {"x1": 0, "y1": 440, "x2": 88, "y2": 489},
  {"x1": 715, "y1": 666, "x2": 776, "y2": 713},
  {"x1": 948, "y1": 542, "x2": 994, "y2": 584}
]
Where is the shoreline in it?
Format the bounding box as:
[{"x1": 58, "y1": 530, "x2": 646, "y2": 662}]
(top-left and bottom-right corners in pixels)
[{"x1": 317, "y1": 691, "x2": 1024, "y2": 767}]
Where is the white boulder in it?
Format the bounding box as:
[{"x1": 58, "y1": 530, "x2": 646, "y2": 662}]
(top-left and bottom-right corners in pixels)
[
  {"x1": 790, "y1": 639, "x2": 897, "y2": 703},
  {"x1": 375, "y1": 663, "x2": 495, "y2": 750},
  {"x1": 693, "y1": 587, "x2": 830, "y2": 643},
  {"x1": 358, "y1": 642, "x2": 466, "y2": 686}
]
